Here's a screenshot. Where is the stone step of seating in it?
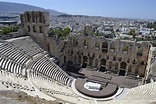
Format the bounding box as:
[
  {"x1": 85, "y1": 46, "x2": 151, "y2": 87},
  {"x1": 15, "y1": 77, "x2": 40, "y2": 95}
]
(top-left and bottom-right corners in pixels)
[
  {"x1": 29, "y1": 56, "x2": 71, "y2": 85},
  {"x1": 0, "y1": 56, "x2": 24, "y2": 75},
  {"x1": 29, "y1": 71, "x2": 72, "y2": 93}
]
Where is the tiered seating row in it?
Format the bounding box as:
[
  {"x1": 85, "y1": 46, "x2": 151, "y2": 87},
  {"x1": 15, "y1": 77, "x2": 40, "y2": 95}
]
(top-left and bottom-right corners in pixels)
[
  {"x1": 101, "y1": 82, "x2": 156, "y2": 104},
  {"x1": 124, "y1": 82, "x2": 156, "y2": 100},
  {"x1": 29, "y1": 56, "x2": 71, "y2": 85},
  {"x1": 29, "y1": 71, "x2": 93, "y2": 104},
  {"x1": 1, "y1": 37, "x2": 73, "y2": 86},
  {"x1": 11, "y1": 37, "x2": 44, "y2": 57},
  {"x1": 29, "y1": 72, "x2": 81, "y2": 98},
  {"x1": 40, "y1": 87, "x2": 76, "y2": 97},
  {"x1": 0, "y1": 43, "x2": 29, "y2": 66},
  {"x1": 0, "y1": 55, "x2": 24, "y2": 75},
  {"x1": 0, "y1": 70, "x2": 35, "y2": 91}
]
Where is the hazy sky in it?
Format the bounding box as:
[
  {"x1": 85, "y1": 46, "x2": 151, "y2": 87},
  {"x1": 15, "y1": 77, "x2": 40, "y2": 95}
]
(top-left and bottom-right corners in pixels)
[{"x1": 1, "y1": 0, "x2": 156, "y2": 19}]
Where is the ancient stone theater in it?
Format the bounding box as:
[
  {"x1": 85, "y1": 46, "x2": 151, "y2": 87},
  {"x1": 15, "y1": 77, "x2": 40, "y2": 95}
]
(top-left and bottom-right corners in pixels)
[{"x1": 0, "y1": 11, "x2": 156, "y2": 104}]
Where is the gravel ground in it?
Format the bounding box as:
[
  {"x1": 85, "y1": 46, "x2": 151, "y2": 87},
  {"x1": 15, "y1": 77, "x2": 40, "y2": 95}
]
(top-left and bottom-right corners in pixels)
[{"x1": 0, "y1": 90, "x2": 60, "y2": 104}]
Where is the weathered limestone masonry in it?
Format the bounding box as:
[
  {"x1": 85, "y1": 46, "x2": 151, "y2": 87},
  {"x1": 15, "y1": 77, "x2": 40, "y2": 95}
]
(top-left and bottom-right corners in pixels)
[
  {"x1": 62, "y1": 33, "x2": 150, "y2": 77},
  {"x1": 21, "y1": 11, "x2": 153, "y2": 79},
  {"x1": 21, "y1": 11, "x2": 49, "y2": 50},
  {"x1": 145, "y1": 46, "x2": 156, "y2": 81}
]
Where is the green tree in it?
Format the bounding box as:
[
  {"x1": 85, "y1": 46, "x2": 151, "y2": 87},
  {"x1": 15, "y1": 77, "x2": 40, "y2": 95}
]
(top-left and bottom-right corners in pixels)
[
  {"x1": 128, "y1": 29, "x2": 136, "y2": 38},
  {"x1": 48, "y1": 27, "x2": 70, "y2": 39},
  {"x1": 1, "y1": 26, "x2": 19, "y2": 35}
]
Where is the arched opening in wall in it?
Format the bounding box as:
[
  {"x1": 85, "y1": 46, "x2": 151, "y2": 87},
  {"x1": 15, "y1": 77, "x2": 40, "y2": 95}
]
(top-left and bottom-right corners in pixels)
[
  {"x1": 95, "y1": 41, "x2": 100, "y2": 49},
  {"x1": 115, "y1": 63, "x2": 118, "y2": 70},
  {"x1": 39, "y1": 26, "x2": 43, "y2": 33},
  {"x1": 135, "y1": 66, "x2": 139, "y2": 74},
  {"x1": 82, "y1": 56, "x2": 88, "y2": 68},
  {"x1": 113, "y1": 56, "x2": 116, "y2": 61},
  {"x1": 102, "y1": 42, "x2": 108, "y2": 53},
  {"x1": 119, "y1": 61, "x2": 127, "y2": 76},
  {"x1": 39, "y1": 12, "x2": 42, "y2": 23},
  {"x1": 47, "y1": 43, "x2": 50, "y2": 52},
  {"x1": 123, "y1": 45, "x2": 129, "y2": 54},
  {"x1": 33, "y1": 25, "x2": 36, "y2": 32},
  {"x1": 120, "y1": 61, "x2": 127, "y2": 70},
  {"x1": 100, "y1": 59, "x2": 106, "y2": 72},
  {"x1": 109, "y1": 61, "x2": 112, "y2": 69},
  {"x1": 88, "y1": 52, "x2": 90, "y2": 57},
  {"x1": 128, "y1": 65, "x2": 132, "y2": 72},
  {"x1": 32, "y1": 11, "x2": 35, "y2": 22},
  {"x1": 110, "y1": 43, "x2": 115, "y2": 52},
  {"x1": 140, "y1": 60, "x2": 144, "y2": 65},
  {"x1": 74, "y1": 55, "x2": 77, "y2": 63},
  {"x1": 73, "y1": 38, "x2": 78, "y2": 47},
  {"x1": 27, "y1": 26, "x2": 30, "y2": 32},
  {"x1": 26, "y1": 12, "x2": 30, "y2": 22},
  {"x1": 133, "y1": 59, "x2": 137, "y2": 64},
  {"x1": 64, "y1": 56, "x2": 66, "y2": 64},
  {"x1": 137, "y1": 46, "x2": 143, "y2": 56},
  {"x1": 68, "y1": 50, "x2": 70, "y2": 55},
  {"x1": 78, "y1": 55, "x2": 81, "y2": 63},
  {"x1": 71, "y1": 50, "x2": 73, "y2": 55},
  {"x1": 95, "y1": 59, "x2": 98, "y2": 67},
  {"x1": 118, "y1": 57, "x2": 122, "y2": 62},
  {"x1": 84, "y1": 40, "x2": 88, "y2": 48},
  {"x1": 43, "y1": 17, "x2": 46, "y2": 24},
  {"x1": 89, "y1": 57, "x2": 93, "y2": 66}
]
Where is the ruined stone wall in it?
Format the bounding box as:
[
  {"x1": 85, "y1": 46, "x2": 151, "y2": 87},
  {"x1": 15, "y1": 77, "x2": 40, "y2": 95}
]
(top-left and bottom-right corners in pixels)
[
  {"x1": 20, "y1": 11, "x2": 152, "y2": 77},
  {"x1": 60, "y1": 33, "x2": 150, "y2": 77},
  {"x1": 21, "y1": 11, "x2": 49, "y2": 50},
  {"x1": 145, "y1": 47, "x2": 156, "y2": 80}
]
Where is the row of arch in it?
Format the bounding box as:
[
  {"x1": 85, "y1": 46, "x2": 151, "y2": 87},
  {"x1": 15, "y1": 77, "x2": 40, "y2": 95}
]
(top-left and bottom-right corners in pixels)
[
  {"x1": 101, "y1": 42, "x2": 143, "y2": 55},
  {"x1": 63, "y1": 55, "x2": 144, "y2": 75},
  {"x1": 27, "y1": 25, "x2": 43, "y2": 33},
  {"x1": 67, "y1": 49, "x2": 145, "y2": 66},
  {"x1": 73, "y1": 39, "x2": 144, "y2": 55},
  {"x1": 26, "y1": 12, "x2": 43, "y2": 23}
]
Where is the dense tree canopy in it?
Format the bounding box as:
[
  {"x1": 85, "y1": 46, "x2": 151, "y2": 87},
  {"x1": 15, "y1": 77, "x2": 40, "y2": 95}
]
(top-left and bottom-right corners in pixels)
[
  {"x1": 0, "y1": 26, "x2": 19, "y2": 35},
  {"x1": 49, "y1": 27, "x2": 70, "y2": 39}
]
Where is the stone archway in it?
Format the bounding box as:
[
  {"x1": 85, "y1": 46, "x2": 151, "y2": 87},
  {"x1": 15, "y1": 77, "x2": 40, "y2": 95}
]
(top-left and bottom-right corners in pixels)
[
  {"x1": 109, "y1": 61, "x2": 112, "y2": 69},
  {"x1": 64, "y1": 55, "x2": 66, "y2": 64},
  {"x1": 78, "y1": 55, "x2": 81, "y2": 63},
  {"x1": 135, "y1": 66, "x2": 139, "y2": 74},
  {"x1": 102, "y1": 42, "x2": 108, "y2": 53},
  {"x1": 119, "y1": 61, "x2": 127, "y2": 76},
  {"x1": 27, "y1": 26, "x2": 30, "y2": 32},
  {"x1": 137, "y1": 46, "x2": 143, "y2": 56},
  {"x1": 115, "y1": 63, "x2": 118, "y2": 70},
  {"x1": 120, "y1": 61, "x2": 127, "y2": 70},
  {"x1": 74, "y1": 55, "x2": 77, "y2": 63},
  {"x1": 100, "y1": 58, "x2": 106, "y2": 72},
  {"x1": 95, "y1": 59, "x2": 98, "y2": 67},
  {"x1": 82, "y1": 56, "x2": 88, "y2": 68},
  {"x1": 83, "y1": 56, "x2": 88, "y2": 64},
  {"x1": 26, "y1": 12, "x2": 30, "y2": 22},
  {"x1": 39, "y1": 26, "x2": 43, "y2": 33},
  {"x1": 47, "y1": 43, "x2": 50, "y2": 52},
  {"x1": 128, "y1": 65, "x2": 132, "y2": 72},
  {"x1": 89, "y1": 57, "x2": 93, "y2": 66}
]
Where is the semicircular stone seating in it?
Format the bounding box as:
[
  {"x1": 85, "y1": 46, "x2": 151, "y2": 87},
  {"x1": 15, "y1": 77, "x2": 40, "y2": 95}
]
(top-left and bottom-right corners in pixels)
[
  {"x1": 28, "y1": 55, "x2": 72, "y2": 86},
  {"x1": 1, "y1": 36, "x2": 156, "y2": 104},
  {"x1": 0, "y1": 36, "x2": 73, "y2": 86}
]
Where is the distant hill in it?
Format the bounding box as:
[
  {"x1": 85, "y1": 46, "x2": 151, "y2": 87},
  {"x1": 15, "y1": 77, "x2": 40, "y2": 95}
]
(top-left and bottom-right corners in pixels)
[{"x1": 0, "y1": 1, "x2": 65, "y2": 16}]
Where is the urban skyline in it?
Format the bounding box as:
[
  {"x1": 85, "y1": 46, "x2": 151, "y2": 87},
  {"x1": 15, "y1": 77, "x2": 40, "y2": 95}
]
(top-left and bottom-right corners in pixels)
[{"x1": 0, "y1": 0, "x2": 156, "y2": 20}]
